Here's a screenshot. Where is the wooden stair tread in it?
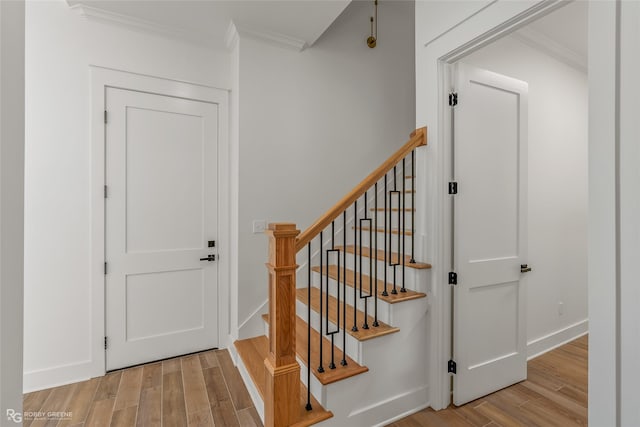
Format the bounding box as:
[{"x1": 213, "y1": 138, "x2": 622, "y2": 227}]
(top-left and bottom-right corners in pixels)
[
  {"x1": 261, "y1": 314, "x2": 369, "y2": 385},
  {"x1": 370, "y1": 207, "x2": 416, "y2": 212},
  {"x1": 296, "y1": 287, "x2": 400, "y2": 341},
  {"x1": 311, "y1": 265, "x2": 426, "y2": 304},
  {"x1": 234, "y1": 336, "x2": 333, "y2": 426},
  {"x1": 337, "y1": 245, "x2": 432, "y2": 270},
  {"x1": 353, "y1": 226, "x2": 413, "y2": 236}
]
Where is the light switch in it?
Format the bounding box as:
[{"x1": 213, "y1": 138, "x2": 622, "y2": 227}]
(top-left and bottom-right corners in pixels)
[{"x1": 252, "y1": 220, "x2": 267, "y2": 234}]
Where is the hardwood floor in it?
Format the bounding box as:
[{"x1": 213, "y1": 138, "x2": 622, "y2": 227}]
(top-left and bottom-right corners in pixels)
[
  {"x1": 388, "y1": 335, "x2": 588, "y2": 427},
  {"x1": 23, "y1": 349, "x2": 263, "y2": 427},
  {"x1": 24, "y1": 335, "x2": 587, "y2": 427}
]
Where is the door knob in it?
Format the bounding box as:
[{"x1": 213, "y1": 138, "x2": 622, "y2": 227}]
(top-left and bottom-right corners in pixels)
[
  {"x1": 200, "y1": 254, "x2": 216, "y2": 262},
  {"x1": 520, "y1": 264, "x2": 532, "y2": 273}
]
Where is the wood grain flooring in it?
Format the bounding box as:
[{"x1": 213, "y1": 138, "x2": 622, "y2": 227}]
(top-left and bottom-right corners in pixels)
[
  {"x1": 388, "y1": 335, "x2": 588, "y2": 427},
  {"x1": 22, "y1": 349, "x2": 262, "y2": 427}
]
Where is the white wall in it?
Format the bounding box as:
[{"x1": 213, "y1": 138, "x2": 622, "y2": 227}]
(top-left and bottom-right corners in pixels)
[
  {"x1": 234, "y1": 0, "x2": 416, "y2": 336},
  {"x1": 0, "y1": 0, "x2": 25, "y2": 419},
  {"x1": 463, "y1": 35, "x2": 588, "y2": 355},
  {"x1": 24, "y1": 0, "x2": 230, "y2": 391}
]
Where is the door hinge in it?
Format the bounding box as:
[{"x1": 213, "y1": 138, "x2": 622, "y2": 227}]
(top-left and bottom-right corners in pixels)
[
  {"x1": 448, "y1": 182, "x2": 458, "y2": 195},
  {"x1": 104, "y1": 336, "x2": 108, "y2": 350},
  {"x1": 448, "y1": 272, "x2": 457, "y2": 285},
  {"x1": 104, "y1": 185, "x2": 108, "y2": 199},
  {"x1": 104, "y1": 110, "x2": 108, "y2": 124},
  {"x1": 104, "y1": 262, "x2": 108, "y2": 275},
  {"x1": 449, "y1": 92, "x2": 458, "y2": 107},
  {"x1": 448, "y1": 359, "x2": 457, "y2": 374}
]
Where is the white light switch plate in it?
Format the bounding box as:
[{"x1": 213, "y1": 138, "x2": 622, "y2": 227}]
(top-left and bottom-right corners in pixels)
[{"x1": 252, "y1": 220, "x2": 267, "y2": 234}]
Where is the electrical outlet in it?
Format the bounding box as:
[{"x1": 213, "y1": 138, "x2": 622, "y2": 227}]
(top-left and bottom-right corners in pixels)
[
  {"x1": 252, "y1": 220, "x2": 267, "y2": 234},
  {"x1": 558, "y1": 301, "x2": 564, "y2": 315}
]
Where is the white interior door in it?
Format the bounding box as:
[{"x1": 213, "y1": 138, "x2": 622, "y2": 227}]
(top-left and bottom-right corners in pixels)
[
  {"x1": 452, "y1": 63, "x2": 528, "y2": 405},
  {"x1": 105, "y1": 87, "x2": 219, "y2": 370}
]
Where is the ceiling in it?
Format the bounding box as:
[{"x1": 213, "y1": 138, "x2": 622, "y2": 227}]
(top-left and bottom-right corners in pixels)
[
  {"x1": 66, "y1": 0, "x2": 351, "y2": 50},
  {"x1": 518, "y1": 1, "x2": 588, "y2": 63}
]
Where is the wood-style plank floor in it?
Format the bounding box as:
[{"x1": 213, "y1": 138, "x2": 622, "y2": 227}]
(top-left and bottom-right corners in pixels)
[
  {"x1": 388, "y1": 335, "x2": 588, "y2": 427},
  {"x1": 23, "y1": 349, "x2": 263, "y2": 427}
]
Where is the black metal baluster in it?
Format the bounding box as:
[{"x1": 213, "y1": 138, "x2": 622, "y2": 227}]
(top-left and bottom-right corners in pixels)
[
  {"x1": 390, "y1": 166, "x2": 400, "y2": 295},
  {"x1": 352, "y1": 201, "x2": 358, "y2": 332},
  {"x1": 318, "y1": 231, "x2": 324, "y2": 373},
  {"x1": 373, "y1": 182, "x2": 379, "y2": 327},
  {"x1": 410, "y1": 150, "x2": 416, "y2": 264},
  {"x1": 306, "y1": 242, "x2": 312, "y2": 411},
  {"x1": 401, "y1": 157, "x2": 407, "y2": 293},
  {"x1": 383, "y1": 173, "x2": 388, "y2": 297},
  {"x1": 327, "y1": 222, "x2": 337, "y2": 370},
  {"x1": 360, "y1": 191, "x2": 370, "y2": 330},
  {"x1": 341, "y1": 210, "x2": 348, "y2": 366}
]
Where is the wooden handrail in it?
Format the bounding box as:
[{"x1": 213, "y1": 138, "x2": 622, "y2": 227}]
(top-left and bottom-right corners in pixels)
[{"x1": 295, "y1": 127, "x2": 427, "y2": 252}]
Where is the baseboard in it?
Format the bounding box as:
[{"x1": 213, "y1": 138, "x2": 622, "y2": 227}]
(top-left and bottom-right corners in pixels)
[
  {"x1": 527, "y1": 319, "x2": 588, "y2": 360},
  {"x1": 347, "y1": 385, "x2": 429, "y2": 427},
  {"x1": 23, "y1": 360, "x2": 97, "y2": 393},
  {"x1": 237, "y1": 300, "x2": 268, "y2": 340}
]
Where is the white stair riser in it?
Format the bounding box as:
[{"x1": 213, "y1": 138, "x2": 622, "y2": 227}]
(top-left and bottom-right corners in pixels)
[
  {"x1": 311, "y1": 271, "x2": 392, "y2": 324},
  {"x1": 342, "y1": 257, "x2": 423, "y2": 292},
  {"x1": 295, "y1": 299, "x2": 363, "y2": 363}
]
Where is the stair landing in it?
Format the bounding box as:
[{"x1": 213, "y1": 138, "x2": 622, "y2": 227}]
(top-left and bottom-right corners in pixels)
[{"x1": 234, "y1": 336, "x2": 333, "y2": 427}]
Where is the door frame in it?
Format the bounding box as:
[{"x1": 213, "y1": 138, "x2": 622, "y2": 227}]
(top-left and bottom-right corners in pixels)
[
  {"x1": 418, "y1": 0, "x2": 570, "y2": 410},
  {"x1": 90, "y1": 66, "x2": 230, "y2": 377}
]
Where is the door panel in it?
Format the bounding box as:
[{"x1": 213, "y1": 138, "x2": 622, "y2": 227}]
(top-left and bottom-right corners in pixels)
[
  {"x1": 106, "y1": 87, "x2": 219, "y2": 370},
  {"x1": 453, "y1": 63, "x2": 528, "y2": 405}
]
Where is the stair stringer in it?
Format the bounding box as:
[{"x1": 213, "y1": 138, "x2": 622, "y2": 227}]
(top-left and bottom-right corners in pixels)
[{"x1": 301, "y1": 298, "x2": 431, "y2": 427}]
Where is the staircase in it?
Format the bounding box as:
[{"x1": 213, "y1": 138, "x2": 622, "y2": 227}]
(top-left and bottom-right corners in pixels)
[{"x1": 233, "y1": 128, "x2": 430, "y2": 426}]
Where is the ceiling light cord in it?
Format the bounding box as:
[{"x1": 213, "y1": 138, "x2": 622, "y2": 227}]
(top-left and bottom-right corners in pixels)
[{"x1": 367, "y1": 0, "x2": 378, "y2": 48}]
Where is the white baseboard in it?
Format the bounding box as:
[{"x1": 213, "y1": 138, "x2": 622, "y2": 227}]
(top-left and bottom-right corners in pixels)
[
  {"x1": 23, "y1": 360, "x2": 97, "y2": 393},
  {"x1": 527, "y1": 319, "x2": 588, "y2": 360},
  {"x1": 237, "y1": 300, "x2": 268, "y2": 340},
  {"x1": 346, "y1": 385, "x2": 429, "y2": 427}
]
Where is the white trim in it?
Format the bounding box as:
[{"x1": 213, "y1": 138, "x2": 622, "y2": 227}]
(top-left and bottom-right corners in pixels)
[
  {"x1": 23, "y1": 360, "x2": 95, "y2": 393},
  {"x1": 225, "y1": 21, "x2": 307, "y2": 52},
  {"x1": 90, "y1": 66, "x2": 231, "y2": 379},
  {"x1": 237, "y1": 299, "x2": 268, "y2": 340},
  {"x1": 512, "y1": 26, "x2": 587, "y2": 73},
  {"x1": 527, "y1": 319, "x2": 588, "y2": 360},
  {"x1": 371, "y1": 403, "x2": 431, "y2": 427},
  {"x1": 69, "y1": 4, "x2": 210, "y2": 48}
]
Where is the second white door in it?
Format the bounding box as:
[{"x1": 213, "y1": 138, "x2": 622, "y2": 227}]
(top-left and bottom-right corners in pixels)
[
  {"x1": 452, "y1": 63, "x2": 529, "y2": 405},
  {"x1": 105, "y1": 87, "x2": 219, "y2": 370}
]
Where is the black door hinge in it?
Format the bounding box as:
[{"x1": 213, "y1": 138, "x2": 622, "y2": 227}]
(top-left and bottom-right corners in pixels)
[
  {"x1": 448, "y1": 182, "x2": 458, "y2": 195},
  {"x1": 104, "y1": 110, "x2": 108, "y2": 124},
  {"x1": 104, "y1": 185, "x2": 108, "y2": 199},
  {"x1": 448, "y1": 359, "x2": 457, "y2": 374},
  {"x1": 449, "y1": 272, "x2": 457, "y2": 285},
  {"x1": 449, "y1": 92, "x2": 458, "y2": 107},
  {"x1": 104, "y1": 262, "x2": 107, "y2": 275},
  {"x1": 104, "y1": 336, "x2": 108, "y2": 350}
]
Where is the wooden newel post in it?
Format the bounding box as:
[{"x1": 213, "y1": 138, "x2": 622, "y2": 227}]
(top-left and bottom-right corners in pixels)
[{"x1": 264, "y1": 223, "x2": 301, "y2": 427}]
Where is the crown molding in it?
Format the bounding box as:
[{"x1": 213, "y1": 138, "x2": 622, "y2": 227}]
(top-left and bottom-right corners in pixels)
[
  {"x1": 512, "y1": 26, "x2": 587, "y2": 73},
  {"x1": 69, "y1": 3, "x2": 211, "y2": 48},
  {"x1": 225, "y1": 20, "x2": 308, "y2": 52}
]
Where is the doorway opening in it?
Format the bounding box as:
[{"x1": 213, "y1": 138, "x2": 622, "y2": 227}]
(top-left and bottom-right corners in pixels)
[{"x1": 444, "y1": 1, "x2": 588, "y2": 408}]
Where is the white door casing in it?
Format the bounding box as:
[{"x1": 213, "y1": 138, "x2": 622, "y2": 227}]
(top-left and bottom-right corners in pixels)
[
  {"x1": 105, "y1": 87, "x2": 219, "y2": 370},
  {"x1": 452, "y1": 63, "x2": 528, "y2": 405}
]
